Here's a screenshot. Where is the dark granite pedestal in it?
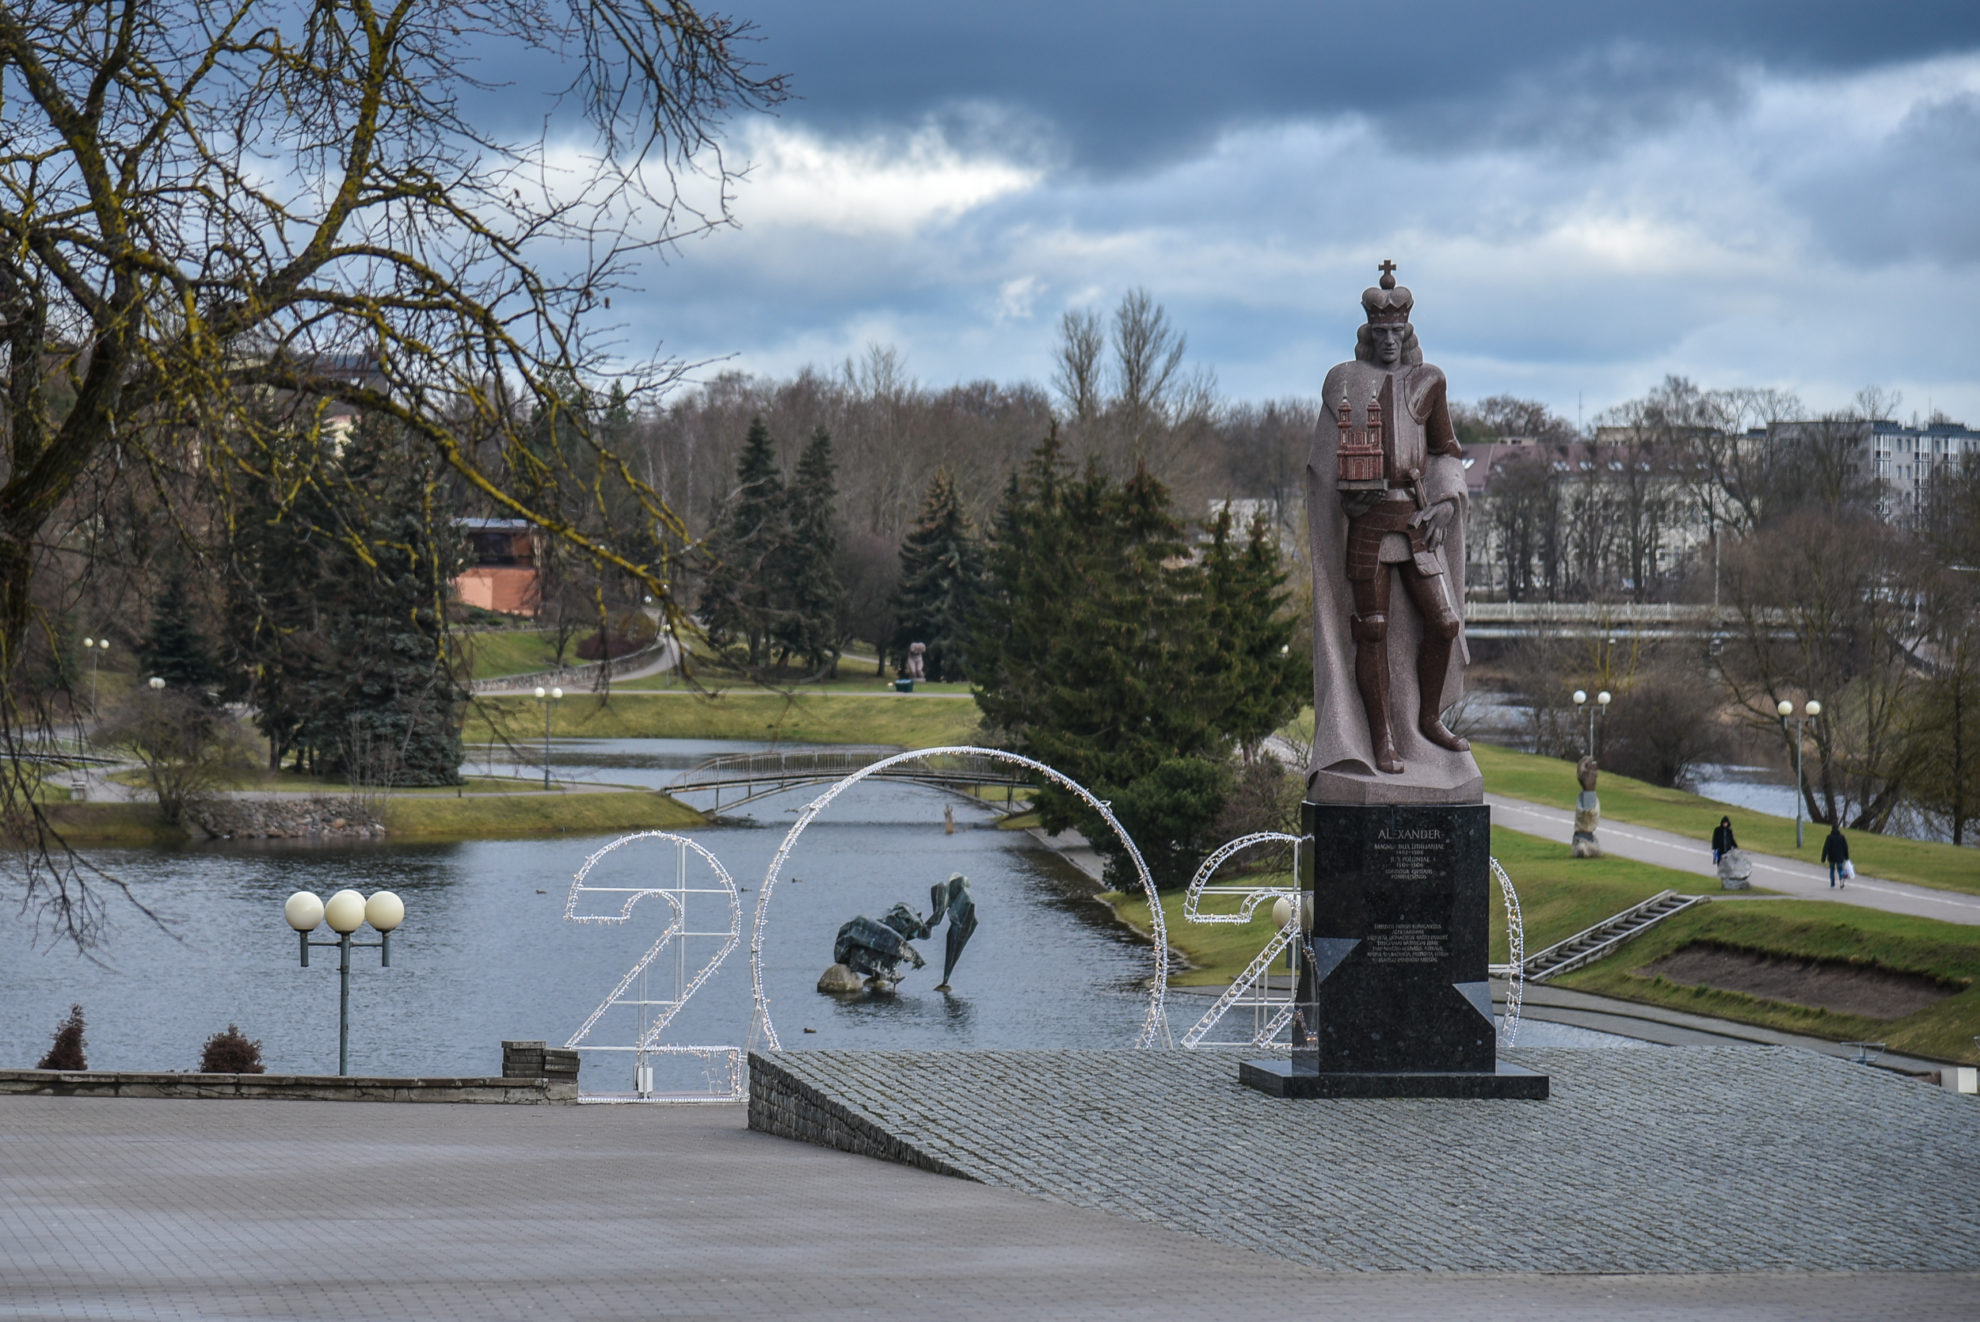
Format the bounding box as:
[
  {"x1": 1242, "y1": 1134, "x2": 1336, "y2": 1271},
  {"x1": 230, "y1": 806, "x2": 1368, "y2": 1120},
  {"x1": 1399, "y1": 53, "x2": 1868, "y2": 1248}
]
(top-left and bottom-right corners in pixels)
[{"x1": 1240, "y1": 800, "x2": 1548, "y2": 1101}]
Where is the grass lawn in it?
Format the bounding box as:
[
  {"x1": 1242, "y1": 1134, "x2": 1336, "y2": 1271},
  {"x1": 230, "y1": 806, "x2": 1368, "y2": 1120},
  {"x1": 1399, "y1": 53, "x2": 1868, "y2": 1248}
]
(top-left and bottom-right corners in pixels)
[
  {"x1": 25, "y1": 801, "x2": 190, "y2": 846},
  {"x1": 613, "y1": 667, "x2": 975, "y2": 698},
  {"x1": 461, "y1": 629, "x2": 566, "y2": 680},
  {"x1": 1485, "y1": 827, "x2": 1722, "y2": 965},
  {"x1": 384, "y1": 789, "x2": 702, "y2": 840},
  {"x1": 1472, "y1": 742, "x2": 1980, "y2": 898},
  {"x1": 468, "y1": 690, "x2": 984, "y2": 749},
  {"x1": 1555, "y1": 899, "x2": 1980, "y2": 1065},
  {"x1": 1098, "y1": 879, "x2": 1296, "y2": 987}
]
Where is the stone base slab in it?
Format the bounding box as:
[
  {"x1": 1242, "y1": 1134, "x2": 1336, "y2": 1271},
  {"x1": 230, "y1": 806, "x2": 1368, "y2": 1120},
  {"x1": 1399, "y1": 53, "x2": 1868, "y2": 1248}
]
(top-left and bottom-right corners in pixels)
[{"x1": 1237, "y1": 1057, "x2": 1549, "y2": 1099}]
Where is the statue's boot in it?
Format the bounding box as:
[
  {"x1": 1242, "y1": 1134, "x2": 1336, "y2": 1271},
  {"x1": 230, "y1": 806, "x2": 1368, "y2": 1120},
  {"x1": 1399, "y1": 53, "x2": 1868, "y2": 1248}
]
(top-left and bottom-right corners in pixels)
[
  {"x1": 1351, "y1": 615, "x2": 1404, "y2": 774},
  {"x1": 1416, "y1": 631, "x2": 1470, "y2": 753}
]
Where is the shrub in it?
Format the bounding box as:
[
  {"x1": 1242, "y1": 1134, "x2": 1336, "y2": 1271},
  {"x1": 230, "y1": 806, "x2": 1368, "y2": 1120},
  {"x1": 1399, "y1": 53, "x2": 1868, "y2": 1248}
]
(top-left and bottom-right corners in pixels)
[
  {"x1": 36, "y1": 1004, "x2": 87, "y2": 1070},
  {"x1": 198, "y1": 1025, "x2": 266, "y2": 1074}
]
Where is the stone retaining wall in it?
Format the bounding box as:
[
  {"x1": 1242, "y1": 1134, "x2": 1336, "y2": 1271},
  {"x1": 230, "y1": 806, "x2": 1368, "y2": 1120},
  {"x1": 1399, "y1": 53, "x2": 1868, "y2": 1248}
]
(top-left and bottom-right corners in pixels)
[
  {"x1": 746, "y1": 1051, "x2": 976, "y2": 1180},
  {"x1": 190, "y1": 796, "x2": 383, "y2": 840},
  {"x1": 0, "y1": 1068, "x2": 575, "y2": 1103}
]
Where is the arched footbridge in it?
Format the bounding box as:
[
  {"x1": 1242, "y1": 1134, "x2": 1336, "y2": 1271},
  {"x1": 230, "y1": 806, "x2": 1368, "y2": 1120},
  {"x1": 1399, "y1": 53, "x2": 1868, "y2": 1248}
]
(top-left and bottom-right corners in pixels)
[{"x1": 668, "y1": 746, "x2": 1034, "y2": 811}]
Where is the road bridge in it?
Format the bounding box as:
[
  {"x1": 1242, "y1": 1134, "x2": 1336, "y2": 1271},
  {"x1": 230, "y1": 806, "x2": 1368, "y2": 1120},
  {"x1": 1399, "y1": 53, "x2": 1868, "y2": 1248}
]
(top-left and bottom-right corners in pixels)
[{"x1": 668, "y1": 746, "x2": 1033, "y2": 811}]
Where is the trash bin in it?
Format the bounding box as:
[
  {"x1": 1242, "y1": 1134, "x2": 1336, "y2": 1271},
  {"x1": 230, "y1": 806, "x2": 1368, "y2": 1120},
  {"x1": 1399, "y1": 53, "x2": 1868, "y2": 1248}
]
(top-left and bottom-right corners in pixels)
[{"x1": 893, "y1": 678, "x2": 914, "y2": 693}]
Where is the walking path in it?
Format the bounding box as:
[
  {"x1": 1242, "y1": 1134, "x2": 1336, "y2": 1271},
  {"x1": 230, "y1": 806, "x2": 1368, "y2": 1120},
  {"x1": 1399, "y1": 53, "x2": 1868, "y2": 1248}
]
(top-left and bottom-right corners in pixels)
[{"x1": 1488, "y1": 792, "x2": 1980, "y2": 925}]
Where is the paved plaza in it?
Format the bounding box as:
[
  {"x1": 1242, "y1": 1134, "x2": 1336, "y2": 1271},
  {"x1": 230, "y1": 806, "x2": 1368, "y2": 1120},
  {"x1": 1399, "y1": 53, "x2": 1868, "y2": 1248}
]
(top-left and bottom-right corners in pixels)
[
  {"x1": 2, "y1": 1049, "x2": 1977, "y2": 1320},
  {"x1": 757, "y1": 1046, "x2": 1980, "y2": 1273}
]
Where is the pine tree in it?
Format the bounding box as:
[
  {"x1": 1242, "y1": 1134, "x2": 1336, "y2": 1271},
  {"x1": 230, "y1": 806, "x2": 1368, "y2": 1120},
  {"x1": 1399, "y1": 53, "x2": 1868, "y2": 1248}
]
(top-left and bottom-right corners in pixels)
[
  {"x1": 135, "y1": 568, "x2": 224, "y2": 703},
  {"x1": 776, "y1": 426, "x2": 844, "y2": 674},
  {"x1": 699, "y1": 416, "x2": 786, "y2": 666},
  {"x1": 300, "y1": 419, "x2": 467, "y2": 786},
  {"x1": 890, "y1": 470, "x2": 982, "y2": 682}
]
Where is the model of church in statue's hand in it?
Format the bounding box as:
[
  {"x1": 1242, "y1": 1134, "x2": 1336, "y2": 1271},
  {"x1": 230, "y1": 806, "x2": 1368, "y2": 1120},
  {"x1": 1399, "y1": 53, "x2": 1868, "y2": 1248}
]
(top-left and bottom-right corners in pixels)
[{"x1": 1307, "y1": 261, "x2": 1482, "y2": 805}]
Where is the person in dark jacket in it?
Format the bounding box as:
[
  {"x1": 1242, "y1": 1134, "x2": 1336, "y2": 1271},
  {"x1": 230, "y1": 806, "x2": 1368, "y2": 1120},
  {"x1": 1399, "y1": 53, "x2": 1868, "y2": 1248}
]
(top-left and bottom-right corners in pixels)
[
  {"x1": 1712, "y1": 816, "x2": 1737, "y2": 864},
  {"x1": 1820, "y1": 825, "x2": 1850, "y2": 887}
]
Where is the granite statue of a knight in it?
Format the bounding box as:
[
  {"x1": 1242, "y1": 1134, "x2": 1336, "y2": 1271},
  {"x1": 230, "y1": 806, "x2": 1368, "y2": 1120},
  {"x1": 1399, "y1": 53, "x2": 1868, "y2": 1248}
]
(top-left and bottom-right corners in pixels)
[{"x1": 1306, "y1": 261, "x2": 1482, "y2": 805}]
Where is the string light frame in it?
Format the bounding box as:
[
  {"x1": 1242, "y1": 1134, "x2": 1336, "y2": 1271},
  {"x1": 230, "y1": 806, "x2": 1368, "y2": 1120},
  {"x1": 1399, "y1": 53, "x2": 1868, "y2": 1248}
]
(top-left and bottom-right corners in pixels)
[
  {"x1": 1178, "y1": 832, "x2": 1302, "y2": 1050},
  {"x1": 1490, "y1": 856, "x2": 1525, "y2": 1045},
  {"x1": 564, "y1": 830, "x2": 743, "y2": 1102},
  {"x1": 747, "y1": 745, "x2": 1172, "y2": 1052}
]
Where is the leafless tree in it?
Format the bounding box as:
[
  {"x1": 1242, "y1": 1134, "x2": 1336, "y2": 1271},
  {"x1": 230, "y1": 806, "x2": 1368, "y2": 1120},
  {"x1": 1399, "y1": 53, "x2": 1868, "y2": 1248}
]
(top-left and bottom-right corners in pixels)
[
  {"x1": 1050, "y1": 308, "x2": 1104, "y2": 428},
  {"x1": 1, "y1": 0, "x2": 784, "y2": 945}
]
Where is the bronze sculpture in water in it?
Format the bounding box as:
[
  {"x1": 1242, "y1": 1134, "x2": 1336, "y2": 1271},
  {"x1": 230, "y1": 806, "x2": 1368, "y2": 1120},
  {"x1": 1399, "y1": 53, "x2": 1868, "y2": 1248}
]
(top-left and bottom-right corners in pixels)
[{"x1": 824, "y1": 873, "x2": 978, "y2": 993}]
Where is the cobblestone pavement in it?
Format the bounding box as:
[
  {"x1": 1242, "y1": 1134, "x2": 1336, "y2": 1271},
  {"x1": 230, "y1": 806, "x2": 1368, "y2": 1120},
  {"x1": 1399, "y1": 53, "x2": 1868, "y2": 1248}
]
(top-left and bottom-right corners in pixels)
[
  {"x1": 760, "y1": 1046, "x2": 1980, "y2": 1273},
  {"x1": 4, "y1": 1079, "x2": 1978, "y2": 1320}
]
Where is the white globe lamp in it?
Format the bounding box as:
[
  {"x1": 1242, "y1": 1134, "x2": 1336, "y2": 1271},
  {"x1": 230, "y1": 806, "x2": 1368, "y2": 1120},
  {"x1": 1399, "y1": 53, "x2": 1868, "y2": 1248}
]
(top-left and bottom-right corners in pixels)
[
  {"x1": 284, "y1": 891, "x2": 325, "y2": 932},
  {"x1": 323, "y1": 888, "x2": 367, "y2": 934},
  {"x1": 364, "y1": 890, "x2": 406, "y2": 933}
]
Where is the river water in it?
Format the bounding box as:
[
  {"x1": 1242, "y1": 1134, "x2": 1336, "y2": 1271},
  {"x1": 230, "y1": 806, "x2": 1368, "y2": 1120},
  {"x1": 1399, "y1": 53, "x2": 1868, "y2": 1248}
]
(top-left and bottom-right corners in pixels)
[
  {"x1": 4, "y1": 738, "x2": 1634, "y2": 1082},
  {"x1": 3, "y1": 741, "x2": 1161, "y2": 1082}
]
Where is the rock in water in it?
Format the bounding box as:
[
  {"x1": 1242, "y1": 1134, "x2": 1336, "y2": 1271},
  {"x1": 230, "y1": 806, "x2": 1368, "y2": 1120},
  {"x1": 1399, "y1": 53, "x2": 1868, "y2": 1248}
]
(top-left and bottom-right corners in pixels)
[{"x1": 816, "y1": 963, "x2": 866, "y2": 995}]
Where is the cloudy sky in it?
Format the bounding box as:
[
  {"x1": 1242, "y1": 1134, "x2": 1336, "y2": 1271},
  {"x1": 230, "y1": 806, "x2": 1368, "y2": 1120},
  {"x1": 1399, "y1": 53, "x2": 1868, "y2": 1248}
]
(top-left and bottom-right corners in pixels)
[{"x1": 546, "y1": 2, "x2": 1980, "y2": 425}]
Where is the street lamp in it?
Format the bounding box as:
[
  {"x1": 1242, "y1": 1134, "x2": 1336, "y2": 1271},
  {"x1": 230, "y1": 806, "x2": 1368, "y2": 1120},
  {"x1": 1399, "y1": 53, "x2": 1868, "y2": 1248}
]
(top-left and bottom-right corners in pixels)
[
  {"x1": 284, "y1": 888, "x2": 405, "y2": 1076},
  {"x1": 81, "y1": 636, "x2": 109, "y2": 716},
  {"x1": 1572, "y1": 688, "x2": 1611, "y2": 758},
  {"x1": 533, "y1": 685, "x2": 563, "y2": 789},
  {"x1": 1776, "y1": 698, "x2": 1822, "y2": 848}
]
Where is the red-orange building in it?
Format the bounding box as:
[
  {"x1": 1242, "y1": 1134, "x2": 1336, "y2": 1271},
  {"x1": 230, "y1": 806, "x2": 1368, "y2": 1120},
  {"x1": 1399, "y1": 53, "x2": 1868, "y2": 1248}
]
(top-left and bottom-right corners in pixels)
[{"x1": 452, "y1": 518, "x2": 542, "y2": 616}]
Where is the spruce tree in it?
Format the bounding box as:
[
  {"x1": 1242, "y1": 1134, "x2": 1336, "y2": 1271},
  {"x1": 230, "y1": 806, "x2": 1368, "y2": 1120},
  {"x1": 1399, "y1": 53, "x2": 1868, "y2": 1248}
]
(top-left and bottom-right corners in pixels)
[
  {"x1": 1199, "y1": 506, "x2": 1308, "y2": 757},
  {"x1": 698, "y1": 416, "x2": 785, "y2": 666},
  {"x1": 300, "y1": 419, "x2": 467, "y2": 786},
  {"x1": 223, "y1": 434, "x2": 341, "y2": 769},
  {"x1": 890, "y1": 470, "x2": 982, "y2": 682},
  {"x1": 972, "y1": 432, "x2": 1238, "y2": 887},
  {"x1": 136, "y1": 569, "x2": 224, "y2": 703},
  {"x1": 776, "y1": 426, "x2": 844, "y2": 674}
]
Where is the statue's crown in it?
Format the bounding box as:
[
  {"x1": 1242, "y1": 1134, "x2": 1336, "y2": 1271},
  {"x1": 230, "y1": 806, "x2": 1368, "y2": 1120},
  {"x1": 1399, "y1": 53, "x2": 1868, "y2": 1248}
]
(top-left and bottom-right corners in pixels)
[{"x1": 1362, "y1": 259, "x2": 1412, "y2": 325}]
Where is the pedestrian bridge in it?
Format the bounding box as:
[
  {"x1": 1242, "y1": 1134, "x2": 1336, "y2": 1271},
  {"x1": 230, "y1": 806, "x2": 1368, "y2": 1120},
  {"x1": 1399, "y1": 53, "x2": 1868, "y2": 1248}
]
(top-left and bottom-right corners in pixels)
[
  {"x1": 1462, "y1": 601, "x2": 1786, "y2": 640},
  {"x1": 667, "y1": 746, "x2": 1034, "y2": 811}
]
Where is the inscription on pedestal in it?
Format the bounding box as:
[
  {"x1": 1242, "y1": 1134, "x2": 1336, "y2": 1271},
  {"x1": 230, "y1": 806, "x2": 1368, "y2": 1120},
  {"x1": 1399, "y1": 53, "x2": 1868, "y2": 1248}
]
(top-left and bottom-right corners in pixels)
[
  {"x1": 1296, "y1": 801, "x2": 1494, "y2": 1076},
  {"x1": 1365, "y1": 923, "x2": 1449, "y2": 964}
]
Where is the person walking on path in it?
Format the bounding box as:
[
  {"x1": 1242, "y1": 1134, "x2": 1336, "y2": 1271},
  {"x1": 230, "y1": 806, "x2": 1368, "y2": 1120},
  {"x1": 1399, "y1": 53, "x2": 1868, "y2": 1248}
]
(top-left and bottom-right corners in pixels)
[
  {"x1": 1820, "y1": 824, "x2": 1851, "y2": 888},
  {"x1": 1712, "y1": 816, "x2": 1737, "y2": 865}
]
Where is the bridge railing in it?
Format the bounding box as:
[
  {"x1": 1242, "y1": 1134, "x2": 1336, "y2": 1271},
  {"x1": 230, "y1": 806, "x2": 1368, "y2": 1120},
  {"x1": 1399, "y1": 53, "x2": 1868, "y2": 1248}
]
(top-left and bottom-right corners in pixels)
[{"x1": 668, "y1": 746, "x2": 1034, "y2": 793}]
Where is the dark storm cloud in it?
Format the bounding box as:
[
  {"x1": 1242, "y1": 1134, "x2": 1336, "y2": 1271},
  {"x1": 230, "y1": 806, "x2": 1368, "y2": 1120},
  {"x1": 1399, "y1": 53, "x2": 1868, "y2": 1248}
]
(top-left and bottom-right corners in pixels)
[
  {"x1": 727, "y1": 0, "x2": 1980, "y2": 168},
  {"x1": 1792, "y1": 90, "x2": 1980, "y2": 265}
]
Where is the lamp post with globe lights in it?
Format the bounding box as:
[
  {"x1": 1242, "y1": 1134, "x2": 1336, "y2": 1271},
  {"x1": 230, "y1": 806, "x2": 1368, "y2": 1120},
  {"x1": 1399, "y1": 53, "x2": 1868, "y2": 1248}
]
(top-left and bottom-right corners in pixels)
[
  {"x1": 534, "y1": 685, "x2": 562, "y2": 789},
  {"x1": 284, "y1": 889, "x2": 405, "y2": 1075},
  {"x1": 1572, "y1": 688, "x2": 1611, "y2": 759},
  {"x1": 1777, "y1": 698, "x2": 1822, "y2": 848},
  {"x1": 81, "y1": 636, "x2": 109, "y2": 717}
]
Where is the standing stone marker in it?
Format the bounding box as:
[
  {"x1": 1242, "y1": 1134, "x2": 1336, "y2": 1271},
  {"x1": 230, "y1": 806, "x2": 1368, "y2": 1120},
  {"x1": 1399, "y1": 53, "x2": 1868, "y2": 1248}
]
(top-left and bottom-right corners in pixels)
[{"x1": 1241, "y1": 262, "x2": 1546, "y2": 1100}]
